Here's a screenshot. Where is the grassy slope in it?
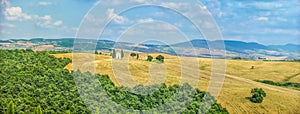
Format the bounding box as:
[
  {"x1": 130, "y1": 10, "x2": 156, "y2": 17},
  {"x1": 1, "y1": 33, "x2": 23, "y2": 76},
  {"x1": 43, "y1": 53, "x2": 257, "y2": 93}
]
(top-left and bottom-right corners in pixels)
[
  {"x1": 53, "y1": 53, "x2": 300, "y2": 114},
  {"x1": 225, "y1": 59, "x2": 300, "y2": 83}
]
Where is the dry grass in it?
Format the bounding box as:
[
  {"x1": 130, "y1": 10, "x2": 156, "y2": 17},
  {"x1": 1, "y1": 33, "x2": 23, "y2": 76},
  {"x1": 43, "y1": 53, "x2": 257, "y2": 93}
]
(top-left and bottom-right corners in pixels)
[
  {"x1": 225, "y1": 60, "x2": 300, "y2": 82},
  {"x1": 52, "y1": 53, "x2": 300, "y2": 114},
  {"x1": 289, "y1": 74, "x2": 300, "y2": 83}
]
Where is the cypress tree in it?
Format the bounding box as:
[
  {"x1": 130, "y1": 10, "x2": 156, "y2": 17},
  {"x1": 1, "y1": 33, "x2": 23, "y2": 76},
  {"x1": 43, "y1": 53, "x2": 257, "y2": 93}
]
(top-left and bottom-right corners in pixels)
[
  {"x1": 121, "y1": 49, "x2": 124, "y2": 58},
  {"x1": 112, "y1": 49, "x2": 116, "y2": 58}
]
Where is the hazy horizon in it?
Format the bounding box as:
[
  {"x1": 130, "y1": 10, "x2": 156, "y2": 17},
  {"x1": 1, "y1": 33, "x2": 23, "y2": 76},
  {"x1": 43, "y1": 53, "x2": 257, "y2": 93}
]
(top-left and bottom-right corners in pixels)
[{"x1": 0, "y1": 37, "x2": 300, "y2": 46}]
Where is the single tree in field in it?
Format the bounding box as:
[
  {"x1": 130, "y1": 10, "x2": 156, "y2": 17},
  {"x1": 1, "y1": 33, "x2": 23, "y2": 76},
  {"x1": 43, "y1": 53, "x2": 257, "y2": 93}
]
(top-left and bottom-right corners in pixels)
[
  {"x1": 112, "y1": 49, "x2": 116, "y2": 58},
  {"x1": 95, "y1": 50, "x2": 98, "y2": 55},
  {"x1": 121, "y1": 49, "x2": 124, "y2": 58},
  {"x1": 250, "y1": 88, "x2": 266, "y2": 103},
  {"x1": 136, "y1": 53, "x2": 139, "y2": 60},
  {"x1": 147, "y1": 55, "x2": 153, "y2": 62},
  {"x1": 130, "y1": 53, "x2": 137, "y2": 58},
  {"x1": 7, "y1": 101, "x2": 14, "y2": 114},
  {"x1": 35, "y1": 105, "x2": 43, "y2": 114},
  {"x1": 156, "y1": 55, "x2": 164, "y2": 63}
]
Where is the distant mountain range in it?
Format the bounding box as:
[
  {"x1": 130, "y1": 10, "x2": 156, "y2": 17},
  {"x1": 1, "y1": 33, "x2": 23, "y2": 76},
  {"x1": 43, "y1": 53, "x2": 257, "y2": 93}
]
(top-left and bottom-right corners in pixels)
[
  {"x1": 172, "y1": 39, "x2": 299, "y2": 53},
  {"x1": 1, "y1": 38, "x2": 299, "y2": 60}
]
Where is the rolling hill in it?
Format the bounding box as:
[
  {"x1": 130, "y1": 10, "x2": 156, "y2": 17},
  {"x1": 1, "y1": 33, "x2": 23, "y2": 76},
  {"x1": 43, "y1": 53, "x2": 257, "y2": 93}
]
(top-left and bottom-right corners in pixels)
[
  {"x1": 53, "y1": 52, "x2": 300, "y2": 114},
  {"x1": 1, "y1": 38, "x2": 299, "y2": 60}
]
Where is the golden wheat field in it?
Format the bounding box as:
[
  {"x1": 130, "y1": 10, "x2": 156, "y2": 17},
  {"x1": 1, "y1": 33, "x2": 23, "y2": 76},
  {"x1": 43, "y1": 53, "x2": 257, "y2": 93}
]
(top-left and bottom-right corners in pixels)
[{"x1": 53, "y1": 53, "x2": 300, "y2": 114}]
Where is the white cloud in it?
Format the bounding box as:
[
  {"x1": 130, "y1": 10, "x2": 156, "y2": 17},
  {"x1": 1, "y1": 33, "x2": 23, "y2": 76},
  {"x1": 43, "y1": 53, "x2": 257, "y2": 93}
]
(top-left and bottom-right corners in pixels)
[
  {"x1": 4, "y1": 7, "x2": 32, "y2": 21},
  {"x1": 161, "y1": 2, "x2": 188, "y2": 9},
  {"x1": 138, "y1": 18, "x2": 154, "y2": 23},
  {"x1": 38, "y1": 2, "x2": 52, "y2": 6},
  {"x1": 203, "y1": 21, "x2": 214, "y2": 29},
  {"x1": 3, "y1": 6, "x2": 63, "y2": 28},
  {"x1": 84, "y1": 14, "x2": 105, "y2": 26},
  {"x1": 36, "y1": 15, "x2": 63, "y2": 28},
  {"x1": 53, "y1": 20, "x2": 63, "y2": 26},
  {"x1": 0, "y1": 30, "x2": 11, "y2": 34},
  {"x1": 130, "y1": 0, "x2": 145, "y2": 3},
  {"x1": 235, "y1": 1, "x2": 284, "y2": 10},
  {"x1": 0, "y1": 23, "x2": 15, "y2": 28},
  {"x1": 254, "y1": 16, "x2": 269, "y2": 21},
  {"x1": 251, "y1": 2, "x2": 283, "y2": 9},
  {"x1": 126, "y1": 22, "x2": 175, "y2": 35},
  {"x1": 264, "y1": 28, "x2": 300, "y2": 35},
  {"x1": 107, "y1": 8, "x2": 129, "y2": 24},
  {"x1": 199, "y1": 5, "x2": 207, "y2": 10},
  {"x1": 93, "y1": 0, "x2": 124, "y2": 6},
  {"x1": 41, "y1": 15, "x2": 52, "y2": 21}
]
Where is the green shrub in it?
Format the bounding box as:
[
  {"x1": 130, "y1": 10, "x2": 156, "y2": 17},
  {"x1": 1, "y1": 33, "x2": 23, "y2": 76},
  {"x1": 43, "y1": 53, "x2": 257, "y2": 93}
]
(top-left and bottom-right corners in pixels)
[
  {"x1": 156, "y1": 55, "x2": 164, "y2": 63},
  {"x1": 250, "y1": 88, "x2": 266, "y2": 103},
  {"x1": 147, "y1": 55, "x2": 153, "y2": 62},
  {"x1": 130, "y1": 53, "x2": 137, "y2": 57}
]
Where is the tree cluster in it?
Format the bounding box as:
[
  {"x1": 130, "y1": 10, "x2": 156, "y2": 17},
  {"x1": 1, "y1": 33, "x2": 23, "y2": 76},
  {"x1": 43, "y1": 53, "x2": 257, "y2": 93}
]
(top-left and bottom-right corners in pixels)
[
  {"x1": 130, "y1": 53, "x2": 137, "y2": 57},
  {"x1": 0, "y1": 49, "x2": 88, "y2": 113},
  {"x1": 147, "y1": 55, "x2": 153, "y2": 62},
  {"x1": 255, "y1": 80, "x2": 300, "y2": 90},
  {"x1": 250, "y1": 88, "x2": 266, "y2": 103},
  {"x1": 156, "y1": 55, "x2": 164, "y2": 63}
]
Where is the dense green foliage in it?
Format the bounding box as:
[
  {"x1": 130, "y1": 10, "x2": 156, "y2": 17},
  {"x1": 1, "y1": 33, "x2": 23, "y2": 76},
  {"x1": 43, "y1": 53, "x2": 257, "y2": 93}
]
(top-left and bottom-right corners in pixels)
[
  {"x1": 6, "y1": 101, "x2": 14, "y2": 114},
  {"x1": 156, "y1": 55, "x2": 165, "y2": 63},
  {"x1": 65, "y1": 110, "x2": 71, "y2": 114},
  {"x1": 136, "y1": 53, "x2": 139, "y2": 60},
  {"x1": 0, "y1": 49, "x2": 88, "y2": 113},
  {"x1": 0, "y1": 50, "x2": 228, "y2": 113},
  {"x1": 121, "y1": 49, "x2": 124, "y2": 58},
  {"x1": 249, "y1": 88, "x2": 266, "y2": 103},
  {"x1": 231, "y1": 57, "x2": 242, "y2": 60},
  {"x1": 35, "y1": 105, "x2": 43, "y2": 114},
  {"x1": 255, "y1": 80, "x2": 300, "y2": 90},
  {"x1": 130, "y1": 53, "x2": 137, "y2": 57},
  {"x1": 76, "y1": 74, "x2": 228, "y2": 113},
  {"x1": 95, "y1": 50, "x2": 99, "y2": 54},
  {"x1": 147, "y1": 55, "x2": 153, "y2": 62},
  {"x1": 45, "y1": 50, "x2": 72, "y2": 54},
  {"x1": 112, "y1": 49, "x2": 116, "y2": 58}
]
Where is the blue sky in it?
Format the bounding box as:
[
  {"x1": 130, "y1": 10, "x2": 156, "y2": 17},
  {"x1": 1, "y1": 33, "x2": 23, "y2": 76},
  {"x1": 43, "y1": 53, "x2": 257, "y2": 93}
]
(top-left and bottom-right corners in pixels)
[{"x1": 0, "y1": 0, "x2": 299, "y2": 45}]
